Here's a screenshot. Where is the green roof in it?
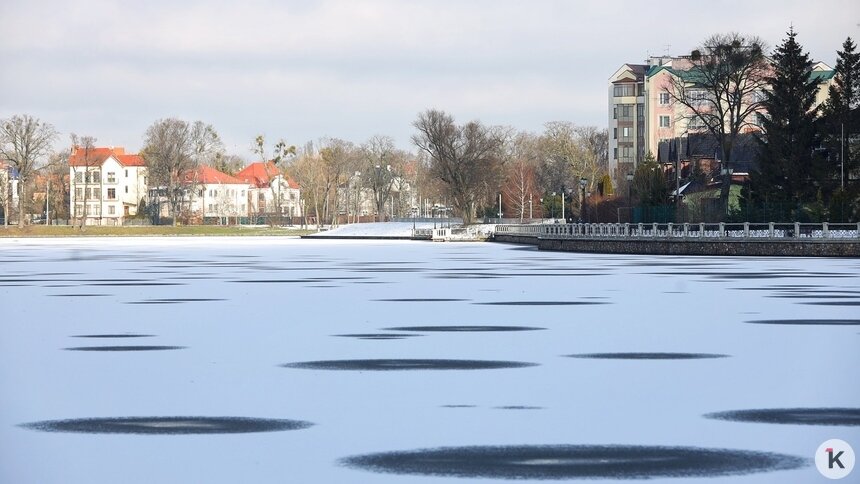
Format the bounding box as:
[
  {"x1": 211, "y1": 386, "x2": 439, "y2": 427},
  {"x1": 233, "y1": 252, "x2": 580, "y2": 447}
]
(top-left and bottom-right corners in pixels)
[{"x1": 810, "y1": 70, "x2": 835, "y2": 82}]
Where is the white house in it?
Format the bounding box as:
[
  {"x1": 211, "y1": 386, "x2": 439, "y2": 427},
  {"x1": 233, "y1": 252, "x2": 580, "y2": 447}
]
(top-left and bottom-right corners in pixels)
[
  {"x1": 236, "y1": 161, "x2": 302, "y2": 218},
  {"x1": 69, "y1": 146, "x2": 147, "y2": 225},
  {"x1": 188, "y1": 165, "x2": 250, "y2": 221}
]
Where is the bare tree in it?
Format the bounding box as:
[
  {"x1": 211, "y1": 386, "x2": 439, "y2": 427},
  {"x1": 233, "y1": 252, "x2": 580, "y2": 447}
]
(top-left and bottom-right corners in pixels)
[
  {"x1": 253, "y1": 134, "x2": 297, "y2": 222},
  {"x1": 361, "y1": 135, "x2": 402, "y2": 222},
  {"x1": 0, "y1": 115, "x2": 58, "y2": 227},
  {"x1": 142, "y1": 119, "x2": 223, "y2": 225},
  {"x1": 502, "y1": 132, "x2": 540, "y2": 222},
  {"x1": 290, "y1": 139, "x2": 356, "y2": 227},
  {"x1": 412, "y1": 110, "x2": 505, "y2": 225},
  {"x1": 664, "y1": 33, "x2": 769, "y2": 207},
  {"x1": 69, "y1": 134, "x2": 98, "y2": 229}
]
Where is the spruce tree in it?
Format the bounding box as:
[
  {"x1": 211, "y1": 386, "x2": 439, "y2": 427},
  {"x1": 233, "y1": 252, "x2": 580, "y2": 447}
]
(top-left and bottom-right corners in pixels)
[
  {"x1": 822, "y1": 37, "x2": 859, "y2": 220},
  {"x1": 750, "y1": 28, "x2": 823, "y2": 221}
]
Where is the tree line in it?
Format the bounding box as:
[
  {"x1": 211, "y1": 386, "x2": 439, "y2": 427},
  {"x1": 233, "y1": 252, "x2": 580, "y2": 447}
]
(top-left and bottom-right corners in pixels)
[{"x1": 0, "y1": 112, "x2": 607, "y2": 227}]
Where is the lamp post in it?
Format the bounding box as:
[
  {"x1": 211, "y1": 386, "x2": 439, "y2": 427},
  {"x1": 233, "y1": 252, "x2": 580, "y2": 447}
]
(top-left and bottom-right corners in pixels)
[
  {"x1": 528, "y1": 193, "x2": 533, "y2": 220},
  {"x1": 561, "y1": 188, "x2": 565, "y2": 222},
  {"x1": 721, "y1": 167, "x2": 733, "y2": 216},
  {"x1": 551, "y1": 192, "x2": 556, "y2": 220},
  {"x1": 626, "y1": 172, "x2": 634, "y2": 222},
  {"x1": 579, "y1": 177, "x2": 588, "y2": 223}
]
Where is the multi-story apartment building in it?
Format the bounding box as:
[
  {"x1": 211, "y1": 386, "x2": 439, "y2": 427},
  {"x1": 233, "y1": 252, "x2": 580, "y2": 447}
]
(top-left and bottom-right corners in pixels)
[
  {"x1": 0, "y1": 160, "x2": 20, "y2": 223},
  {"x1": 69, "y1": 146, "x2": 147, "y2": 225},
  {"x1": 236, "y1": 161, "x2": 302, "y2": 218},
  {"x1": 150, "y1": 165, "x2": 252, "y2": 222},
  {"x1": 608, "y1": 56, "x2": 835, "y2": 184}
]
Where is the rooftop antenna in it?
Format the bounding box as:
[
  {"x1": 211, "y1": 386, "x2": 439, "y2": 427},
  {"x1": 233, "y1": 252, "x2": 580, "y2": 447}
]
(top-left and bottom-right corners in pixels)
[{"x1": 665, "y1": 43, "x2": 671, "y2": 57}]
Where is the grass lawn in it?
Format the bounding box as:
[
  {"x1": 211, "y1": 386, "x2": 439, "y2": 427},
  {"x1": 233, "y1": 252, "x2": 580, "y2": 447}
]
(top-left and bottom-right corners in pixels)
[{"x1": 0, "y1": 225, "x2": 313, "y2": 238}]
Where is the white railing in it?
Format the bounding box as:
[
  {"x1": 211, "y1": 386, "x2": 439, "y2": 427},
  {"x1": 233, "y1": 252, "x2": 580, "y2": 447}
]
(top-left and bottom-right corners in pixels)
[{"x1": 495, "y1": 222, "x2": 860, "y2": 240}]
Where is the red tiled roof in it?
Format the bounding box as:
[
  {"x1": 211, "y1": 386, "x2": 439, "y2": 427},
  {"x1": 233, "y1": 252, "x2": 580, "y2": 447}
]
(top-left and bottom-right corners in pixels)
[
  {"x1": 69, "y1": 147, "x2": 115, "y2": 167},
  {"x1": 236, "y1": 161, "x2": 301, "y2": 189},
  {"x1": 69, "y1": 146, "x2": 142, "y2": 167},
  {"x1": 116, "y1": 154, "x2": 145, "y2": 167},
  {"x1": 236, "y1": 161, "x2": 279, "y2": 188},
  {"x1": 183, "y1": 165, "x2": 247, "y2": 185}
]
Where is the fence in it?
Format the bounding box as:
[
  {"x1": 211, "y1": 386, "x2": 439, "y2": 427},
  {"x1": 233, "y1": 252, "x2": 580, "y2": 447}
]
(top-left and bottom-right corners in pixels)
[{"x1": 495, "y1": 222, "x2": 860, "y2": 240}]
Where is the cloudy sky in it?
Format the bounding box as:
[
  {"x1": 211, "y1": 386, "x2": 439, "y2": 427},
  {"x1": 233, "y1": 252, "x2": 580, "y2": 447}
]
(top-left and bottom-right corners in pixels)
[{"x1": 1, "y1": 0, "x2": 858, "y2": 157}]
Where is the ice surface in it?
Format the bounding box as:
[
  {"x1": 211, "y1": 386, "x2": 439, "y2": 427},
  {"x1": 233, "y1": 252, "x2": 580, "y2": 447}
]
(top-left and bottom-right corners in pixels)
[{"x1": 1, "y1": 236, "x2": 858, "y2": 483}]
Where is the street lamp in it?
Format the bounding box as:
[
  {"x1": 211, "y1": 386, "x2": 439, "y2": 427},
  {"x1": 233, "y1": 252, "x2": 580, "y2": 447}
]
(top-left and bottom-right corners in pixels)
[
  {"x1": 626, "y1": 172, "x2": 634, "y2": 223},
  {"x1": 720, "y1": 167, "x2": 733, "y2": 215},
  {"x1": 579, "y1": 177, "x2": 588, "y2": 223}
]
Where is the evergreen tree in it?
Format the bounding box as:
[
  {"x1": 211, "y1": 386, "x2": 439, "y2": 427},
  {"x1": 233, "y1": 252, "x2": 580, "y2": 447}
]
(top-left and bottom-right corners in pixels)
[
  {"x1": 750, "y1": 28, "x2": 825, "y2": 221},
  {"x1": 821, "y1": 37, "x2": 860, "y2": 221}
]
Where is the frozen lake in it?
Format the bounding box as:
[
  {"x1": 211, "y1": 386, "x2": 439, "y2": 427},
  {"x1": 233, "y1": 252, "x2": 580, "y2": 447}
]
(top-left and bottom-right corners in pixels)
[{"x1": 1, "y1": 237, "x2": 858, "y2": 483}]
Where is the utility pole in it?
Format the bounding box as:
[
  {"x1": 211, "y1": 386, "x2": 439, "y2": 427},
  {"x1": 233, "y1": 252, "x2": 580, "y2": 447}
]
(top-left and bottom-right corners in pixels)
[
  {"x1": 498, "y1": 193, "x2": 502, "y2": 219},
  {"x1": 841, "y1": 123, "x2": 845, "y2": 191}
]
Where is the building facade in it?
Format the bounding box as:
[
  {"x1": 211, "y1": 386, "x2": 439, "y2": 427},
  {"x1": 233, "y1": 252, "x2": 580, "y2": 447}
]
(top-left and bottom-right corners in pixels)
[
  {"x1": 235, "y1": 162, "x2": 302, "y2": 218},
  {"x1": 608, "y1": 55, "x2": 836, "y2": 184},
  {"x1": 69, "y1": 146, "x2": 147, "y2": 225}
]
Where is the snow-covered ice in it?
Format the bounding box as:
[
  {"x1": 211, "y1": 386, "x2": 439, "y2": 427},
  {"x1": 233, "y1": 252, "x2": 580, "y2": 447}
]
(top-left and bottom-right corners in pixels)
[{"x1": 0, "y1": 237, "x2": 858, "y2": 483}]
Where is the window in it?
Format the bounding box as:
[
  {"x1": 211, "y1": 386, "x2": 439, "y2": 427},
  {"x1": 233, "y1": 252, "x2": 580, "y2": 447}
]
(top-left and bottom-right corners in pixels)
[
  {"x1": 240, "y1": 190, "x2": 245, "y2": 196},
  {"x1": 659, "y1": 92, "x2": 670, "y2": 105},
  {"x1": 613, "y1": 128, "x2": 617, "y2": 139},
  {"x1": 622, "y1": 105, "x2": 631, "y2": 118},
  {"x1": 613, "y1": 84, "x2": 635, "y2": 97},
  {"x1": 756, "y1": 112, "x2": 767, "y2": 126},
  {"x1": 107, "y1": 188, "x2": 116, "y2": 200},
  {"x1": 75, "y1": 188, "x2": 83, "y2": 198},
  {"x1": 74, "y1": 172, "x2": 83, "y2": 183},
  {"x1": 689, "y1": 90, "x2": 707, "y2": 103},
  {"x1": 75, "y1": 204, "x2": 83, "y2": 217},
  {"x1": 90, "y1": 188, "x2": 101, "y2": 199},
  {"x1": 125, "y1": 186, "x2": 128, "y2": 194},
  {"x1": 622, "y1": 127, "x2": 631, "y2": 138},
  {"x1": 92, "y1": 171, "x2": 100, "y2": 182},
  {"x1": 107, "y1": 172, "x2": 116, "y2": 183},
  {"x1": 613, "y1": 147, "x2": 618, "y2": 159},
  {"x1": 613, "y1": 107, "x2": 617, "y2": 119},
  {"x1": 125, "y1": 169, "x2": 128, "y2": 178},
  {"x1": 143, "y1": 176, "x2": 147, "y2": 185},
  {"x1": 659, "y1": 115, "x2": 671, "y2": 128},
  {"x1": 208, "y1": 204, "x2": 214, "y2": 212},
  {"x1": 108, "y1": 205, "x2": 115, "y2": 215}
]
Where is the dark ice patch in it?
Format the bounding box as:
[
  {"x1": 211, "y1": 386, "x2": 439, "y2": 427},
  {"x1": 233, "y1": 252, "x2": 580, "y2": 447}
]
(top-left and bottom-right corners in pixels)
[
  {"x1": 72, "y1": 334, "x2": 154, "y2": 339},
  {"x1": 64, "y1": 346, "x2": 185, "y2": 351},
  {"x1": 334, "y1": 333, "x2": 421, "y2": 340},
  {"x1": 705, "y1": 408, "x2": 860, "y2": 426},
  {"x1": 126, "y1": 298, "x2": 226, "y2": 304},
  {"x1": 744, "y1": 319, "x2": 860, "y2": 326},
  {"x1": 374, "y1": 298, "x2": 468, "y2": 303},
  {"x1": 475, "y1": 301, "x2": 608, "y2": 306},
  {"x1": 385, "y1": 325, "x2": 545, "y2": 332},
  {"x1": 20, "y1": 416, "x2": 313, "y2": 434},
  {"x1": 566, "y1": 352, "x2": 728, "y2": 360},
  {"x1": 282, "y1": 359, "x2": 537, "y2": 371},
  {"x1": 340, "y1": 445, "x2": 807, "y2": 479}
]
